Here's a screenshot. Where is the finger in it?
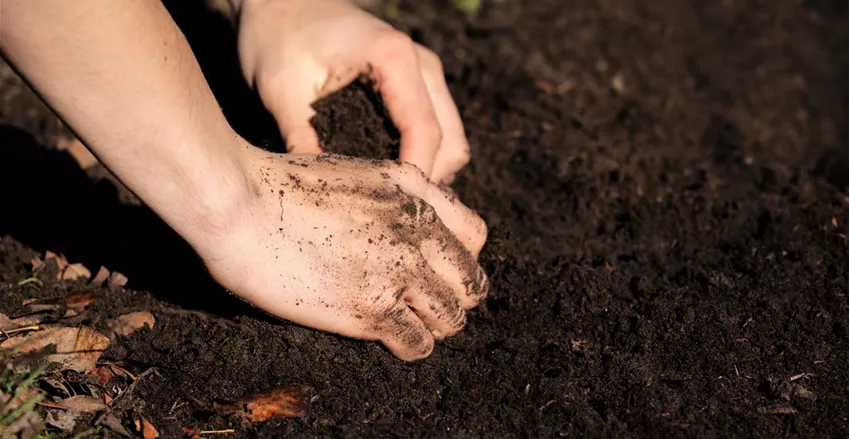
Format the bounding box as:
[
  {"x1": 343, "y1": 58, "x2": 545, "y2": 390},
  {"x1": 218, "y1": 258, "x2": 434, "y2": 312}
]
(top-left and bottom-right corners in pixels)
[
  {"x1": 257, "y1": 72, "x2": 324, "y2": 155},
  {"x1": 403, "y1": 271, "x2": 466, "y2": 339},
  {"x1": 375, "y1": 303, "x2": 435, "y2": 361},
  {"x1": 415, "y1": 46, "x2": 471, "y2": 184},
  {"x1": 420, "y1": 232, "x2": 490, "y2": 310},
  {"x1": 422, "y1": 184, "x2": 487, "y2": 258},
  {"x1": 391, "y1": 164, "x2": 487, "y2": 257},
  {"x1": 367, "y1": 31, "x2": 441, "y2": 176}
]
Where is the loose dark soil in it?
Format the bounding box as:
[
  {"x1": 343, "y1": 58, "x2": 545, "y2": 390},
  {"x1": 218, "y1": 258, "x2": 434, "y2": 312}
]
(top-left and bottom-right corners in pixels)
[
  {"x1": 311, "y1": 77, "x2": 401, "y2": 160},
  {"x1": 2, "y1": 0, "x2": 849, "y2": 437}
]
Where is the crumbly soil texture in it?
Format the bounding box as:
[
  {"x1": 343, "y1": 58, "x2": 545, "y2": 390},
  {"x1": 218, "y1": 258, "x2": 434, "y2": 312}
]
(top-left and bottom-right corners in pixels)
[{"x1": 2, "y1": 0, "x2": 849, "y2": 437}]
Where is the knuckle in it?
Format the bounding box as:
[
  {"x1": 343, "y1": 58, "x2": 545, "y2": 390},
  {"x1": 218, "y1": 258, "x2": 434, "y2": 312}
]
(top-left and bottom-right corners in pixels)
[
  {"x1": 400, "y1": 197, "x2": 439, "y2": 226},
  {"x1": 467, "y1": 266, "x2": 490, "y2": 303},
  {"x1": 417, "y1": 46, "x2": 444, "y2": 72},
  {"x1": 378, "y1": 30, "x2": 417, "y2": 62},
  {"x1": 398, "y1": 161, "x2": 429, "y2": 182},
  {"x1": 455, "y1": 145, "x2": 472, "y2": 167},
  {"x1": 419, "y1": 200, "x2": 438, "y2": 224},
  {"x1": 442, "y1": 144, "x2": 471, "y2": 170}
]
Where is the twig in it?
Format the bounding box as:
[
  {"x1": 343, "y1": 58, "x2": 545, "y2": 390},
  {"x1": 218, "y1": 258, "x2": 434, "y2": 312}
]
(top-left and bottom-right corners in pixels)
[
  {"x1": 0, "y1": 325, "x2": 41, "y2": 343},
  {"x1": 198, "y1": 430, "x2": 236, "y2": 435},
  {"x1": 108, "y1": 367, "x2": 157, "y2": 407},
  {"x1": 98, "y1": 362, "x2": 137, "y2": 381}
]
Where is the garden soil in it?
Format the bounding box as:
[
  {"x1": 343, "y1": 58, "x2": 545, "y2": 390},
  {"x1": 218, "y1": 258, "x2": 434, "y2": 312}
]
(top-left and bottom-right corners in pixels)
[{"x1": 1, "y1": 0, "x2": 848, "y2": 437}]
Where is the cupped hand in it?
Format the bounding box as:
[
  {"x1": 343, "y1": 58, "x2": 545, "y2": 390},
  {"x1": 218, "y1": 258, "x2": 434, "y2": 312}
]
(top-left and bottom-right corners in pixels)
[
  {"x1": 237, "y1": 0, "x2": 470, "y2": 184},
  {"x1": 203, "y1": 148, "x2": 489, "y2": 360}
]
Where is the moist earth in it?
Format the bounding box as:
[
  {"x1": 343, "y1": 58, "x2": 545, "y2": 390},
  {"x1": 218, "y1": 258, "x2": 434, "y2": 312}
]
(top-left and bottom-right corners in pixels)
[{"x1": 2, "y1": 0, "x2": 849, "y2": 437}]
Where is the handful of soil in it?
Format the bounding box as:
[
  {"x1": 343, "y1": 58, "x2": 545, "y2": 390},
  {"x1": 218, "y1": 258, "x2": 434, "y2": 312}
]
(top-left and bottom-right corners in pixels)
[{"x1": 310, "y1": 77, "x2": 400, "y2": 160}]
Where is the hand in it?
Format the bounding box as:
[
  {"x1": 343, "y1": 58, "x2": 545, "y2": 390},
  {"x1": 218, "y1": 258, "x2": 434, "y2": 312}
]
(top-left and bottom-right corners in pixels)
[
  {"x1": 236, "y1": 0, "x2": 471, "y2": 184},
  {"x1": 201, "y1": 148, "x2": 489, "y2": 360}
]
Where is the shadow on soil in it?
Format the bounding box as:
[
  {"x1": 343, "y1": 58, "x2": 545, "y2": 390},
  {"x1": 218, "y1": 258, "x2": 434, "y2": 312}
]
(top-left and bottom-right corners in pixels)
[
  {"x1": 0, "y1": 0, "x2": 287, "y2": 317},
  {"x1": 0, "y1": 124, "x2": 259, "y2": 318}
]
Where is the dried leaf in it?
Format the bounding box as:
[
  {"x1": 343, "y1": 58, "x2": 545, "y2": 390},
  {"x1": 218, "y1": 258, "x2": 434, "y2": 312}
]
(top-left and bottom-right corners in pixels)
[
  {"x1": 92, "y1": 365, "x2": 116, "y2": 383},
  {"x1": 59, "y1": 291, "x2": 101, "y2": 310},
  {"x1": 58, "y1": 291, "x2": 101, "y2": 310},
  {"x1": 214, "y1": 387, "x2": 310, "y2": 422},
  {"x1": 90, "y1": 266, "x2": 111, "y2": 287},
  {"x1": 46, "y1": 409, "x2": 79, "y2": 432},
  {"x1": 0, "y1": 312, "x2": 42, "y2": 331},
  {"x1": 109, "y1": 311, "x2": 156, "y2": 337},
  {"x1": 31, "y1": 256, "x2": 44, "y2": 271},
  {"x1": 0, "y1": 312, "x2": 14, "y2": 328},
  {"x1": 2, "y1": 326, "x2": 110, "y2": 372},
  {"x1": 45, "y1": 251, "x2": 69, "y2": 271},
  {"x1": 108, "y1": 271, "x2": 129, "y2": 288},
  {"x1": 135, "y1": 416, "x2": 160, "y2": 439},
  {"x1": 27, "y1": 304, "x2": 58, "y2": 313},
  {"x1": 25, "y1": 291, "x2": 101, "y2": 317},
  {"x1": 65, "y1": 137, "x2": 99, "y2": 169},
  {"x1": 100, "y1": 413, "x2": 132, "y2": 436},
  {"x1": 39, "y1": 375, "x2": 71, "y2": 398},
  {"x1": 53, "y1": 395, "x2": 107, "y2": 413},
  {"x1": 62, "y1": 263, "x2": 91, "y2": 281}
]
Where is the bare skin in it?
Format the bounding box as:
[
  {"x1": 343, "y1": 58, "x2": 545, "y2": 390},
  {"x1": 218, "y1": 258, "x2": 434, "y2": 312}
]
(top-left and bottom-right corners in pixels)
[
  {"x1": 1, "y1": 0, "x2": 488, "y2": 361},
  {"x1": 232, "y1": 0, "x2": 472, "y2": 184}
]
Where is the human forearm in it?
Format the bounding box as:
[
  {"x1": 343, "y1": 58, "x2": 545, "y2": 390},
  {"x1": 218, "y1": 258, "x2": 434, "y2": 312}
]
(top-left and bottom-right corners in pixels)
[{"x1": 0, "y1": 0, "x2": 249, "y2": 248}]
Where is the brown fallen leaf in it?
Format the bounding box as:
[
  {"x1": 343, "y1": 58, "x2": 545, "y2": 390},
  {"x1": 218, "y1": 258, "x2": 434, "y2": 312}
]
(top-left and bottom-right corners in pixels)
[
  {"x1": 108, "y1": 271, "x2": 129, "y2": 288},
  {"x1": 61, "y1": 137, "x2": 100, "y2": 170},
  {"x1": 31, "y1": 256, "x2": 44, "y2": 271},
  {"x1": 91, "y1": 365, "x2": 116, "y2": 383},
  {"x1": 99, "y1": 413, "x2": 132, "y2": 436},
  {"x1": 108, "y1": 311, "x2": 156, "y2": 337},
  {"x1": 27, "y1": 304, "x2": 60, "y2": 313},
  {"x1": 45, "y1": 251, "x2": 69, "y2": 271},
  {"x1": 2, "y1": 326, "x2": 110, "y2": 372},
  {"x1": 135, "y1": 415, "x2": 160, "y2": 439},
  {"x1": 57, "y1": 291, "x2": 100, "y2": 310},
  {"x1": 0, "y1": 312, "x2": 15, "y2": 329},
  {"x1": 24, "y1": 290, "x2": 101, "y2": 318},
  {"x1": 89, "y1": 266, "x2": 111, "y2": 287},
  {"x1": 214, "y1": 387, "x2": 310, "y2": 422},
  {"x1": 62, "y1": 263, "x2": 91, "y2": 281},
  {"x1": 0, "y1": 312, "x2": 43, "y2": 331},
  {"x1": 46, "y1": 409, "x2": 79, "y2": 432},
  {"x1": 52, "y1": 395, "x2": 107, "y2": 413}
]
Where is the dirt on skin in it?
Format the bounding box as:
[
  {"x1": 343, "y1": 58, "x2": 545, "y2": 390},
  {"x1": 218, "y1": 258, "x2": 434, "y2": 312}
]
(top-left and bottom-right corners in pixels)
[{"x1": 2, "y1": 0, "x2": 849, "y2": 437}]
